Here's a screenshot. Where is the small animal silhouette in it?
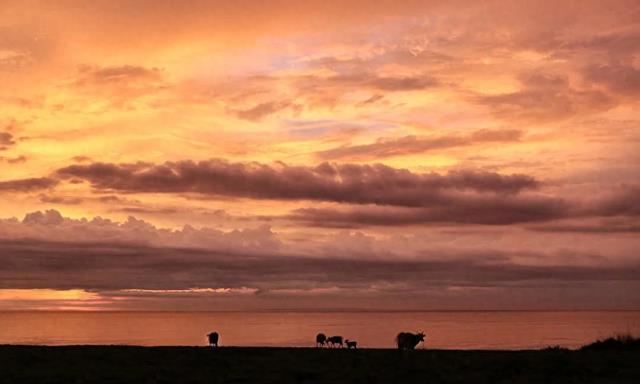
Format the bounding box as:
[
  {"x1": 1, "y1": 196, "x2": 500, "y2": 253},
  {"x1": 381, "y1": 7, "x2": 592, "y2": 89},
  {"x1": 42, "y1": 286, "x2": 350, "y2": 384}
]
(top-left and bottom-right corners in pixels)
[
  {"x1": 316, "y1": 333, "x2": 327, "y2": 347},
  {"x1": 396, "y1": 332, "x2": 425, "y2": 350},
  {"x1": 345, "y1": 339, "x2": 357, "y2": 349},
  {"x1": 207, "y1": 332, "x2": 219, "y2": 347},
  {"x1": 327, "y1": 335, "x2": 343, "y2": 348}
]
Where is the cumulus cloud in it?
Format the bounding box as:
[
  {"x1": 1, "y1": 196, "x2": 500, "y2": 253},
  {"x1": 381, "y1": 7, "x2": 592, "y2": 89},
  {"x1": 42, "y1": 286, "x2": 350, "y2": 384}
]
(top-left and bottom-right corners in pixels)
[
  {"x1": 50, "y1": 159, "x2": 637, "y2": 228},
  {"x1": 56, "y1": 160, "x2": 540, "y2": 205},
  {"x1": 316, "y1": 129, "x2": 522, "y2": 160},
  {"x1": 1, "y1": 210, "x2": 638, "y2": 293},
  {"x1": 1, "y1": 209, "x2": 638, "y2": 309},
  {"x1": 0, "y1": 209, "x2": 280, "y2": 252}
]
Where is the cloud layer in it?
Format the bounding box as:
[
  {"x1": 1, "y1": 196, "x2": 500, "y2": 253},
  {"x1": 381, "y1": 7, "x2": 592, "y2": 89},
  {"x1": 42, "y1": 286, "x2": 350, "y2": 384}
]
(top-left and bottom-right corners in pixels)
[
  {"x1": 0, "y1": 131, "x2": 15, "y2": 150},
  {"x1": 1, "y1": 210, "x2": 638, "y2": 309},
  {"x1": 57, "y1": 160, "x2": 539, "y2": 205},
  {"x1": 316, "y1": 129, "x2": 523, "y2": 160},
  {"x1": 0, "y1": 177, "x2": 57, "y2": 192},
  {"x1": 2, "y1": 1, "x2": 640, "y2": 310},
  {"x1": 3, "y1": 237, "x2": 638, "y2": 293}
]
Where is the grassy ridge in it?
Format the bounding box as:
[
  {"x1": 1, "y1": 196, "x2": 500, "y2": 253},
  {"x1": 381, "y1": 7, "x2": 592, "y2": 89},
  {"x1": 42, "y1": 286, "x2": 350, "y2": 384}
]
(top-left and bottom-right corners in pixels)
[
  {"x1": 1, "y1": 345, "x2": 639, "y2": 383},
  {"x1": 581, "y1": 334, "x2": 640, "y2": 351}
]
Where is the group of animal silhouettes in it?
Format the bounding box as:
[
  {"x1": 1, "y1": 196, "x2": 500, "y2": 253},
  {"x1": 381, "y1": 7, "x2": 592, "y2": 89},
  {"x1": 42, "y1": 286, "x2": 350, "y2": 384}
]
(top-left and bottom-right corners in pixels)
[
  {"x1": 207, "y1": 331, "x2": 426, "y2": 350},
  {"x1": 315, "y1": 333, "x2": 357, "y2": 348}
]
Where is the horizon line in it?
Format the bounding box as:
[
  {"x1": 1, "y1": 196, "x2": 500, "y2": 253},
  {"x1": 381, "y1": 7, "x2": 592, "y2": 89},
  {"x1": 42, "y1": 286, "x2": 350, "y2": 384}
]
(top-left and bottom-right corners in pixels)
[{"x1": 2, "y1": 308, "x2": 639, "y2": 313}]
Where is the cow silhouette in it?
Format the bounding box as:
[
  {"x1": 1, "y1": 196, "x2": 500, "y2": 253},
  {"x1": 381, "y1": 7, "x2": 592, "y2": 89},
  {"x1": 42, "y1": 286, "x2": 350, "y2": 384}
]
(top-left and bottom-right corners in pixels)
[
  {"x1": 316, "y1": 333, "x2": 327, "y2": 347},
  {"x1": 207, "y1": 332, "x2": 219, "y2": 347},
  {"x1": 345, "y1": 339, "x2": 357, "y2": 349},
  {"x1": 396, "y1": 332, "x2": 425, "y2": 350},
  {"x1": 327, "y1": 335, "x2": 343, "y2": 348}
]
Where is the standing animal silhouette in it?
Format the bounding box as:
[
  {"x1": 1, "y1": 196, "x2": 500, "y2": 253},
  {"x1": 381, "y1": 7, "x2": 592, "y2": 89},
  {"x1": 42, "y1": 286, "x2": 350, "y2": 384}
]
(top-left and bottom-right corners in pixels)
[
  {"x1": 327, "y1": 335, "x2": 343, "y2": 348},
  {"x1": 207, "y1": 332, "x2": 219, "y2": 347},
  {"x1": 396, "y1": 332, "x2": 425, "y2": 350},
  {"x1": 316, "y1": 333, "x2": 327, "y2": 347},
  {"x1": 345, "y1": 339, "x2": 357, "y2": 349}
]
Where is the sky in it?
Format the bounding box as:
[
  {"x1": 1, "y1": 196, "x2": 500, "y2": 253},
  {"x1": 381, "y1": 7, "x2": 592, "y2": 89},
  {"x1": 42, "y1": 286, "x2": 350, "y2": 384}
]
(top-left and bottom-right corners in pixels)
[{"x1": 0, "y1": 0, "x2": 639, "y2": 311}]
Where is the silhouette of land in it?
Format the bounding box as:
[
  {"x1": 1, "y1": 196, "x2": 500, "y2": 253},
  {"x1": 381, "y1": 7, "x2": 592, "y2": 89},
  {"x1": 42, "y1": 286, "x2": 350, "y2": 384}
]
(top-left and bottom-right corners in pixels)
[{"x1": 2, "y1": 344, "x2": 639, "y2": 383}]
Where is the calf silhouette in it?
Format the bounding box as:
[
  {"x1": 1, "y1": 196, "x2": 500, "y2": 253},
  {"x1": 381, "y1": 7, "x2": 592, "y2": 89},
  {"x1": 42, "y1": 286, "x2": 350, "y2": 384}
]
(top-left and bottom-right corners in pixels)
[
  {"x1": 396, "y1": 332, "x2": 425, "y2": 350},
  {"x1": 316, "y1": 333, "x2": 327, "y2": 347},
  {"x1": 207, "y1": 332, "x2": 219, "y2": 347},
  {"x1": 327, "y1": 335, "x2": 343, "y2": 348},
  {"x1": 345, "y1": 339, "x2": 357, "y2": 349}
]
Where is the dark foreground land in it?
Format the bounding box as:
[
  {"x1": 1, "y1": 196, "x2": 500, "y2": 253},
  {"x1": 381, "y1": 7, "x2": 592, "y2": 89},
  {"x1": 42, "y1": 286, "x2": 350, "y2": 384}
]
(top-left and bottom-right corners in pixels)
[{"x1": 1, "y1": 345, "x2": 639, "y2": 384}]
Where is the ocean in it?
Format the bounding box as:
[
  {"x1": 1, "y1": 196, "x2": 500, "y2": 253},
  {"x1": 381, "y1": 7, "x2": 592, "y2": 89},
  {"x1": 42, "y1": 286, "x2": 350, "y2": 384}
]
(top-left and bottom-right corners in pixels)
[{"x1": 1, "y1": 311, "x2": 638, "y2": 349}]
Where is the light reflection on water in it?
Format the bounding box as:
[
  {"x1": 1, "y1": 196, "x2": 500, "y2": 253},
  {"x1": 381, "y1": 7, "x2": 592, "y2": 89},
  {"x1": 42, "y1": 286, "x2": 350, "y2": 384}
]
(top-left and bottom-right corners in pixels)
[{"x1": 1, "y1": 311, "x2": 638, "y2": 349}]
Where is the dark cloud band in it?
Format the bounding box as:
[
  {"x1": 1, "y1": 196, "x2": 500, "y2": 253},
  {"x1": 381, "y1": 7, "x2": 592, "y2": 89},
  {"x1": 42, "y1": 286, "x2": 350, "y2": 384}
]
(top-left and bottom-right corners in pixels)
[
  {"x1": 56, "y1": 160, "x2": 539, "y2": 206},
  {"x1": 1, "y1": 238, "x2": 638, "y2": 293},
  {"x1": 0, "y1": 177, "x2": 57, "y2": 192}
]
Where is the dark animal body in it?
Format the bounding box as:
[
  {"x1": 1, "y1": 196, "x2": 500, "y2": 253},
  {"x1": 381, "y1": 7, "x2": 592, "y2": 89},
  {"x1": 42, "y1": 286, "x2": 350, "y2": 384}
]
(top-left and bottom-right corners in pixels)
[
  {"x1": 396, "y1": 332, "x2": 425, "y2": 350},
  {"x1": 207, "y1": 332, "x2": 219, "y2": 347},
  {"x1": 345, "y1": 340, "x2": 357, "y2": 349},
  {"x1": 327, "y1": 336, "x2": 343, "y2": 348},
  {"x1": 316, "y1": 333, "x2": 327, "y2": 347}
]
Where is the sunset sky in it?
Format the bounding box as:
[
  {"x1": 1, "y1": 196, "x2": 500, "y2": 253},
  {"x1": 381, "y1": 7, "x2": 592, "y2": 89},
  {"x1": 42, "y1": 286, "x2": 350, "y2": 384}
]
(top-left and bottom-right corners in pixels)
[{"x1": 1, "y1": 0, "x2": 639, "y2": 311}]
